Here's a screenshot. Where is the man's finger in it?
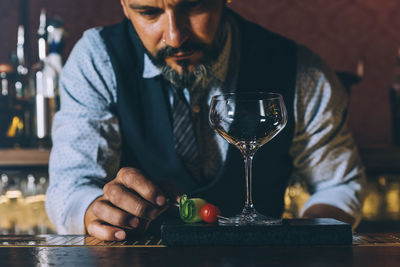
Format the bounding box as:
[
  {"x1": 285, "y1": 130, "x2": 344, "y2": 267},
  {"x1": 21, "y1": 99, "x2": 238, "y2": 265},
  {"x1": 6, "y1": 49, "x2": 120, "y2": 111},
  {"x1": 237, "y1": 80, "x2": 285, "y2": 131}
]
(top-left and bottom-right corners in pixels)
[
  {"x1": 116, "y1": 167, "x2": 166, "y2": 207},
  {"x1": 92, "y1": 199, "x2": 140, "y2": 229},
  {"x1": 103, "y1": 183, "x2": 160, "y2": 220},
  {"x1": 87, "y1": 219, "x2": 126, "y2": 241}
]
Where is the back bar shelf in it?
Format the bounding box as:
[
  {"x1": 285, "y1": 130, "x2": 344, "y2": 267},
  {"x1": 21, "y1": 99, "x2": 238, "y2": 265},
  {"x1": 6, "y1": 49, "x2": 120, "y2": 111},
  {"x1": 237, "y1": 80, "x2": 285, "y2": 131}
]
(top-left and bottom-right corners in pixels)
[{"x1": 0, "y1": 149, "x2": 50, "y2": 167}]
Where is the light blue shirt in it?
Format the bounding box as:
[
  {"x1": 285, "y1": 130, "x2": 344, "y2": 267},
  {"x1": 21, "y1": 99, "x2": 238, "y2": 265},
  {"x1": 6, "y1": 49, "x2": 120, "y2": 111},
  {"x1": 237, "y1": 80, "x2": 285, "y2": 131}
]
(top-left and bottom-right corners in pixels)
[{"x1": 46, "y1": 26, "x2": 366, "y2": 234}]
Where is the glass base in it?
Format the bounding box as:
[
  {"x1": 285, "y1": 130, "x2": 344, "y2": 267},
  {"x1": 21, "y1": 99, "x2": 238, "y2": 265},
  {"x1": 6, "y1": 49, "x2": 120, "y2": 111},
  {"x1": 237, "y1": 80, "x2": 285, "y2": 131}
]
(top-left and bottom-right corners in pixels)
[{"x1": 218, "y1": 208, "x2": 281, "y2": 226}]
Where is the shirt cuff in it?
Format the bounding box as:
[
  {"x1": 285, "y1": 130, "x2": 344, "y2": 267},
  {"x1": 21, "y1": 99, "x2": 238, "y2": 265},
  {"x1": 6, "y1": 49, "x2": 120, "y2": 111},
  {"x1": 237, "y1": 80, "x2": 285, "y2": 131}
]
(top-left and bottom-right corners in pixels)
[
  {"x1": 299, "y1": 182, "x2": 363, "y2": 228},
  {"x1": 59, "y1": 186, "x2": 103, "y2": 234}
]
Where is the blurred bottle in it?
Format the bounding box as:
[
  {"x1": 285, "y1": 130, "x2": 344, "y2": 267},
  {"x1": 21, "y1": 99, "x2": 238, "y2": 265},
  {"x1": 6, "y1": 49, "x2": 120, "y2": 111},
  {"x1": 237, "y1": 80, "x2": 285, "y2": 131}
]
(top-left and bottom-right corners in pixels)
[
  {"x1": 34, "y1": 176, "x2": 55, "y2": 234},
  {"x1": 0, "y1": 64, "x2": 13, "y2": 97},
  {"x1": 0, "y1": 172, "x2": 55, "y2": 235},
  {"x1": 2, "y1": 173, "x2": 24, "y2": 234},
  {"x1": 362, "y1": 177, "x2": 386, "y2": 220},
  {"x1": 15, "y1": 25, "x2": 29, "y2": 99},
  {"x1": 23, "y1": 174, "x2": 38, "y2": 234},
  {"x1": 23, "y1": 174, "x2": 52, "y2": 234},
  {"x1": 0, "y1": 24, "x2": 32, "y2": 148},
  {"x1": 46, "y1": 17, "x2": 65, "y2": 77},
  {"x1": 0, "y1": 64, "x2": 13, "y2": 147},
  {"x1": 0, "y1": 174, "x2": 9, "y2": 194},
  {"x1": 283, "y1": 176, "x2": 310, "y2": 218},
  {"x1": 0, "y1": 174, "x2": 11, "y2": 234},
  {"x1": 14, "y1": 25, "x2": 32, "y2": 146},
  {"x1": 0, "y1": 63, "x2": 27, "y2": 148},
  {"x1": 31, "y1": 9, "x2": 63, "y2": 148},
  {"x1": 390, "y1": 48, "x2": 400, "y2": 145},
  {"x1": 383, "y1": 176, "x2": 400, "y2": 220}
]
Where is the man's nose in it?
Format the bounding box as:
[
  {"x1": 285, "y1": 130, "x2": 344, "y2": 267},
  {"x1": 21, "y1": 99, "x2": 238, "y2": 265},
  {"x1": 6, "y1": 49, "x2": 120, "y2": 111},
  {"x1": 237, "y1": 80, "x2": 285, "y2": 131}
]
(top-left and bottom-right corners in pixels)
[{"x1": 164, "y1": 11, "x2": 188, "y2": 48}]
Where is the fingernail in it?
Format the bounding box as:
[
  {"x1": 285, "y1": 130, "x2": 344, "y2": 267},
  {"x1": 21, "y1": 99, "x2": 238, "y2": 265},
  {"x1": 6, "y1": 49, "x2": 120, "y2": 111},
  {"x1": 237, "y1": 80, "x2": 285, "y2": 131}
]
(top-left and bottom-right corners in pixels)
[
  {"x1": 156, "y1": 195, "x2": 166, "y2": 206},
  {"x1": 129, "y1": 217, "x2": 139, "y2": 228},
  {"x1": 115, "y1": 231, "x2": 125, "y2": 240}
]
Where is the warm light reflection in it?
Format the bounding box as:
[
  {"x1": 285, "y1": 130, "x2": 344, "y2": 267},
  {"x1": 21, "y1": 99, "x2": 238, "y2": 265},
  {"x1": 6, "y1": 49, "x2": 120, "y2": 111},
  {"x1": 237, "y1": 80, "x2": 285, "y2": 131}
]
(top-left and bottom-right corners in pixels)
[
  {"x1": 362, "y1": 189, "x2": 382, "y2": 220},
  {"x1": 386, "y1": 182, "x2": 400, "y2": 219},
  {"x1": 5, "y1": 190, "x2": 22, "y2": 199},
  {"x1": 0, "y1": 190, "x2": 55, "y2": 234},
  {"x1": 284, "y1": 175, "x2": 400, "y2": 221},
  {"x1": 283, "y1": 179, "x2": 310, "y2": 218}
]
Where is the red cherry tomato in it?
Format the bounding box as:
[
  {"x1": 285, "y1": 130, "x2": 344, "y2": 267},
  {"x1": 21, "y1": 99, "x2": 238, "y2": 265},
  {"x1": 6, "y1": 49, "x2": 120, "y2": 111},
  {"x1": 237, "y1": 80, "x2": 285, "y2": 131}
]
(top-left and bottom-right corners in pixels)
[{"x1": 200, "y1": 204, "x2": 221, "y2": 223}]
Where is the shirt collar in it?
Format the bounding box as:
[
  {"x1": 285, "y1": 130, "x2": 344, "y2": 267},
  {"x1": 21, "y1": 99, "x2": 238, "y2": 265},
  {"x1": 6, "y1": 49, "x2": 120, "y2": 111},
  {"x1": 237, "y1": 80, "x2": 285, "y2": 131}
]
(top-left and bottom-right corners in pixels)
[{"x1": 142, "y1": 53, "x2": 161, "y2": 78}]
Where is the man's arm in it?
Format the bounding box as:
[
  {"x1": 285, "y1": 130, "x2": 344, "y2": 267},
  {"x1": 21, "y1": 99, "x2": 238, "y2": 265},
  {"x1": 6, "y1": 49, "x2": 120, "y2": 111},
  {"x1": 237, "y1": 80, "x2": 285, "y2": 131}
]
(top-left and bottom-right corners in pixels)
[
  {"x1": 290, "y1": 46, "x2": 366, "y2": 226},
  {"x1": 46, "y1": 28, "x2": 176, "y2": 239},
  {"x1": 46, "y1": 28, "x2": 121, "y2": 234}
]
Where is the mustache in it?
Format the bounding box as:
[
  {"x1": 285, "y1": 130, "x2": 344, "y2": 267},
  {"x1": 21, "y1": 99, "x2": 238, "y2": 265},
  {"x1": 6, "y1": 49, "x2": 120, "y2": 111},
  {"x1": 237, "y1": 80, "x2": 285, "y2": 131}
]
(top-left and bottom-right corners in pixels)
[{"x1": 155, "y1": 42, "x2": 211, "y2": 61}]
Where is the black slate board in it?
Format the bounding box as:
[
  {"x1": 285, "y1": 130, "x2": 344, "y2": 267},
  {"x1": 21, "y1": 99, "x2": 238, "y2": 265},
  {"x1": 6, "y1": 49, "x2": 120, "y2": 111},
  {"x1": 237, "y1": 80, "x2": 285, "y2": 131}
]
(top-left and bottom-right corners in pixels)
[{"x1": 161, "y1": 218, "x2": 352, "y2": 246}]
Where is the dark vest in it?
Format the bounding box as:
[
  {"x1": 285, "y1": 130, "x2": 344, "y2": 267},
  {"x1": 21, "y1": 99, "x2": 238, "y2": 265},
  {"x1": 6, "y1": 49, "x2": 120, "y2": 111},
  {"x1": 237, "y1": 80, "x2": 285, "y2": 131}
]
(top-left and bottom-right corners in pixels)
[{"x1": 100, "y1": 11, "x2": 297, "y2": 218}]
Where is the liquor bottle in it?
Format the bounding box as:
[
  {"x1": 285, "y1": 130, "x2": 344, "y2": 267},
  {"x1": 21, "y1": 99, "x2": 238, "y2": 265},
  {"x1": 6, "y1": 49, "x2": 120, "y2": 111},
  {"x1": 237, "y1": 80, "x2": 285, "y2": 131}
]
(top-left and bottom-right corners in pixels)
[
  {"x1": 0, "y1": 64, "x2": 13, "y2": 147},
  {"x1": 13, "y1": 25, "x2": 31, "y2": 147},
  {"x1": 0, "y1": 63, "x2": 26, "y2": 148},
  {"x1": 30, "y1": 9, "x2": 61, "y2": 147},
  {"x1": 15, "y1": 25, "x2": 29, "y2": 99},
  {"x1": 390, "y1": 48, "x2": 400, "y2": 145},
  {"x1": 44, "y1": 17, "x2": 65, "y2": 114},
  {"x1": 46, "y1": 18, "x2": 64, "y2": 76},
  {"x1": 0, "y1": 64, "x2": 12, "y2": 97}
]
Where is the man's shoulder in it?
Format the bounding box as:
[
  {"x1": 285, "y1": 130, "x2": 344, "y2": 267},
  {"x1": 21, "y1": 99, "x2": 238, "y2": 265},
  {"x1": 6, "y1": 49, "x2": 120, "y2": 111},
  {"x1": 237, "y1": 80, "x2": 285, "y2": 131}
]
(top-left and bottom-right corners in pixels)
[
  {"x1": 79, "y1": 27, "x2": 106, "y2": 50},
  {"x1": 61, "y1": 26, "x2": 116, "y2": 92},
  {"x1": 296, "y1": 44, "x2": 333, "y2": 79},
  {"x1": 77, "y1": 21, "x2": 127, "y2": 53},
  {"x1": 68, "y1": 26, "x2": 114, "y2": 65}
]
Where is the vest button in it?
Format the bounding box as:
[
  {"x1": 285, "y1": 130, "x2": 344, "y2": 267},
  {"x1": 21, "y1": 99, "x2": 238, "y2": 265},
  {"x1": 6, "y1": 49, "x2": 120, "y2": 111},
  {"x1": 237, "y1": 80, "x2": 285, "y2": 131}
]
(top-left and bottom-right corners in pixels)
[{"x1": 192, "y1": 105, "x2": 200, "y2": 113}]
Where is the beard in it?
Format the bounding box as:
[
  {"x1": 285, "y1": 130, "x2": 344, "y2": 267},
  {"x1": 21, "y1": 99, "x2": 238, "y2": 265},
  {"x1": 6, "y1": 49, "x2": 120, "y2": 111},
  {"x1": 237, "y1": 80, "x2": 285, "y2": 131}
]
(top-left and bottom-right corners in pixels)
[
  {"x1": 146, "y1": 22, "x2": 226, "y2": 89},
  {"x1": 158, "y1": 58, "x2": 210, "y2": 89}
]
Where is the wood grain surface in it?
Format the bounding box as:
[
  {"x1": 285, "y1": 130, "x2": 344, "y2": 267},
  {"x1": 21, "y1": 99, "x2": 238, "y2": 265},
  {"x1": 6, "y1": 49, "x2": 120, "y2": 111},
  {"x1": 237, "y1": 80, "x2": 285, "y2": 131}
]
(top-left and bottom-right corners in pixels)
[{"x1": 1, "y1": 235, "x2": 400, "y2": 267}]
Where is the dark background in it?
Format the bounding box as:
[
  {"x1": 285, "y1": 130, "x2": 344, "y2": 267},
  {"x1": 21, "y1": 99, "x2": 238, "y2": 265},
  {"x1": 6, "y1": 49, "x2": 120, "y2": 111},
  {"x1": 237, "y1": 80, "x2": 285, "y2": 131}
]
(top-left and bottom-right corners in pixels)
[{"x1": 1, "y1": 0, "x2": 400, "y2": 148}]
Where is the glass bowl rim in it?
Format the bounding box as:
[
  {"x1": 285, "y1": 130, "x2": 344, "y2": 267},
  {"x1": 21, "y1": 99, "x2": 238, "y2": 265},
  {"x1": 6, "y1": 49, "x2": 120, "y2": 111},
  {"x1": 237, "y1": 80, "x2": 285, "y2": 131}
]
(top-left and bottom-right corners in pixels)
[{"x1": 211, "y1": 92, "x2": 283, "y2": 101}]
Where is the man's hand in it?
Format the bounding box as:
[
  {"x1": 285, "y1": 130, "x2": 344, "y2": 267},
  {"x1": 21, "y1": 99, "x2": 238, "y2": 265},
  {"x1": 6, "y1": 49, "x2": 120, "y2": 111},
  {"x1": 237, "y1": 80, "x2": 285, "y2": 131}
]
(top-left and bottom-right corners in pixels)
[{"x1": 84, "y1": 167, "x2": 174, "y2": 241}]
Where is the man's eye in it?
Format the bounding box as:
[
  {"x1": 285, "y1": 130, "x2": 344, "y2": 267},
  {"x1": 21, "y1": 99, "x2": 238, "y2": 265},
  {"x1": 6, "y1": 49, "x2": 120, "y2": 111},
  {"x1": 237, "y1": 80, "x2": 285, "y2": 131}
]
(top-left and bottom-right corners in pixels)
[{"x1": 139, "y1": 9, "x2": 162, "y2": 18}]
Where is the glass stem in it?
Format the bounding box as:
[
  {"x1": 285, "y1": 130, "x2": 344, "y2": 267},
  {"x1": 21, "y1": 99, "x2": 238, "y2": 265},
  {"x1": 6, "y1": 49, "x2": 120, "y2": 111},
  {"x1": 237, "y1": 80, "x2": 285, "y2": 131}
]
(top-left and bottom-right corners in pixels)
[{"x1": 243, "y1": 153, "x2": 254, "y2": 212}]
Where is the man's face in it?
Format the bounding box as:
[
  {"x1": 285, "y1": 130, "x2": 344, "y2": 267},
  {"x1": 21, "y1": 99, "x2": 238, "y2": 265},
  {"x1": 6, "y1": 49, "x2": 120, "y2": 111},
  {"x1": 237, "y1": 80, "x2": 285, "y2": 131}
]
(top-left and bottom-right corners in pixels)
[{"x1": 121, "y1": 0, "x2": 225, "y2": 75}]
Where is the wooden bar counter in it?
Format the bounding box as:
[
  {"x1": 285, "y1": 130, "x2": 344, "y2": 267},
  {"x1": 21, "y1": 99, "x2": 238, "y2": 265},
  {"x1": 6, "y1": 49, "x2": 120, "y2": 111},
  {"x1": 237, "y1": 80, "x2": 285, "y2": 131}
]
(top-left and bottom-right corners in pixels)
[{"x1": 0, "y1": 233, "x2": 400, "y2": 266}]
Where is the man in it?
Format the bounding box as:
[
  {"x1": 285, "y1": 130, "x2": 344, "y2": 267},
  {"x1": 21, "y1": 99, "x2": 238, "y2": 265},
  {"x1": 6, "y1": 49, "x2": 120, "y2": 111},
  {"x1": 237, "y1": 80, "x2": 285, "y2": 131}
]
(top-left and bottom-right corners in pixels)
[{"x1": 46, "y1": 0, "x2": 366, "y2": 241}]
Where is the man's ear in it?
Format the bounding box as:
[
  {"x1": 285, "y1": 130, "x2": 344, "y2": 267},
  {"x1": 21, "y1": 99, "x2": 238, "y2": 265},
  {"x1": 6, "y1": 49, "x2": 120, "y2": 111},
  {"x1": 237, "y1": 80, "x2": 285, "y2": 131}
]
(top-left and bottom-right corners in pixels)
[{"x1": 120, "y1": 0, "x2": 130, "y2": 18}]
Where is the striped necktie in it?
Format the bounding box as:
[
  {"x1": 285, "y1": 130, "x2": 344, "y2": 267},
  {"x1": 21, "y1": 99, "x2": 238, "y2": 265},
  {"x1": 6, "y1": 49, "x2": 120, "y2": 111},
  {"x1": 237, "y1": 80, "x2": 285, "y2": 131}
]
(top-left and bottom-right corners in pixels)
[{"x1": 172, "y1": 87, "x2": 203, "y2": 183}]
